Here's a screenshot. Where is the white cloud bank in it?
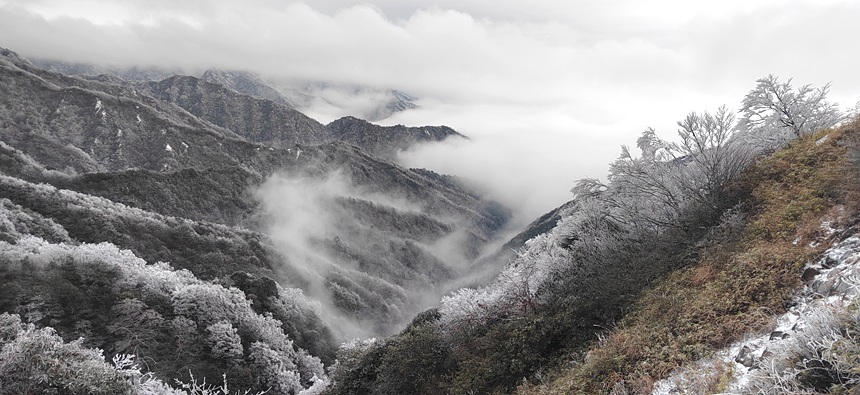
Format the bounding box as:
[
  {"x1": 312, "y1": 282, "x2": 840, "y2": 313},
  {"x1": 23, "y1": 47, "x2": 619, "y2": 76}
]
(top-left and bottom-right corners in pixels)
[{"x1": 1, "y1": 0, "x2": 858, "y2": 222}]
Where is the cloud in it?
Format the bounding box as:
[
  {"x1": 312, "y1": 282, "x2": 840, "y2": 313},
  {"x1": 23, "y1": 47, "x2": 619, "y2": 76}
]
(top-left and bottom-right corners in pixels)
[
  {"x1": 1, "y1": 0, "x2": 858, "y2": 220},
  {"x1": 254, "y1": 169, "x2": 496, "y2": 338},
  {"x1": 393, "y1": 101, "x2": 622, "y2": 228},
  {"x1": 256, "y1": 170, "x2": 394, "y2": 339}
]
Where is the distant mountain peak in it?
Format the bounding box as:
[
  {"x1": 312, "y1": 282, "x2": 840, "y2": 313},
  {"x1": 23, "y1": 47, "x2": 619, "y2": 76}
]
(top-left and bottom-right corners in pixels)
[
  {"x1": 29, "y1": 57, "x2": 178, "y2": 82},
  {"x1": 199, "y1": 68, "x2": 419, "y2": 122},
  {"x1": 200, "y1": 69, "x2": 297, "y2": 108},
  {"x1": 327, "y1": 115, "x2": 466, "y2": 160}
]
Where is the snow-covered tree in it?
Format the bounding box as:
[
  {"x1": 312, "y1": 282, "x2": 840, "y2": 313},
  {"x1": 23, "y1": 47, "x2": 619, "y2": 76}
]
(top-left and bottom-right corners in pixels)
[
  {"x1": 206, "y1": 321, "x2": 244, "y2": 362},
  {"x1": 0, "y1": 313, "x2": 137, "y2": 395},
  {"x1": 738, "y1": 74, "x2": 841, "y2": 150},
  {"x1": 248, "y1": 342, "x2": 304, "y2": 394},
  {"x1": 0, "y1": 235, "x2": 328, "y2": 394}
]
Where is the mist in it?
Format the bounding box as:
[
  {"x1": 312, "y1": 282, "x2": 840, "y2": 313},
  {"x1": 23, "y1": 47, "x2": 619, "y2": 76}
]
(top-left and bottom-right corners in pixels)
[{"x1": 255, "y1": 169, "x2": 498, "y2": 339}]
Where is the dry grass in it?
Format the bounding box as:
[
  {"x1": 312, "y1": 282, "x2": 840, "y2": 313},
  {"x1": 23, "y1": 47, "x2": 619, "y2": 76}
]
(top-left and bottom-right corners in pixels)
[{"x1": 522, "y1": 121, "x2": 860, "y2": 395}]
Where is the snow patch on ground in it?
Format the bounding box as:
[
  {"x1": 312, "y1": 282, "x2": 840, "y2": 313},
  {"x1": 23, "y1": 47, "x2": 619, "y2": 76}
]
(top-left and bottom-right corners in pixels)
[{"x1": 652, "y1": 234, "x2": 860, "y2": 395}]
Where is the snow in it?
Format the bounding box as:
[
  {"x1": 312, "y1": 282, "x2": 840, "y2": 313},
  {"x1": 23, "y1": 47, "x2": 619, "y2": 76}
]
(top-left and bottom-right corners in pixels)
[
  {"x1": 94, "y1": 99, "x2": 106, "y2": 121},
  {"x1": 652, "y1": 234, "x2": 860, "y2": 394}
]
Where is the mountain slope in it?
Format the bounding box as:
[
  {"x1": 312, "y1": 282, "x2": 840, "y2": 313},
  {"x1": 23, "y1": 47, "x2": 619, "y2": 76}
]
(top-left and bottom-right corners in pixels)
[
  {"x1": 0, "y1": 46, "x2": 511, "y2": 343},
  {"x1": 144, "y1": 75, "x2": 456, "y2": 160},
  {"x1": 199, "y1": 69, "x2": 417, "y2": 122},
  {"x1": 323, "y1": 103, "x2": 854, "y2": 395},
  {"x1": 327, "y1": 115, "x2": 465, "y2": 161},
  {"x1": 140, "y1": 75, "x2": 332, "y2": 148},
  {"x1": 29, "y1": 59, "x2": 419, "y2": 122},
  {"x1": 529, "y1": 122, "x2": 860, "y2": 394},
  {"x1": 201, "y1": 69, "x2": 297, "y2": 108}
]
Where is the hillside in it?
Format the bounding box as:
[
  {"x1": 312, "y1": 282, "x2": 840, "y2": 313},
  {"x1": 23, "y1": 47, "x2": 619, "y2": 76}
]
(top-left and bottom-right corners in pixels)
[
  {"x1": 529, "y1": 122, "x2": 860, "y2": 394},
  {"x1": 0, "y1": 47, "x2": 512, "y2": 394},
  {"x1": 321, "y1": 78, "x2": 854, "y2": 395},
  {"x1": 327, "y1": 116, "x2": 465, "y2": 162},
  {"x1": 140, "y1": 75, "x2": 331, "y2": 148}
]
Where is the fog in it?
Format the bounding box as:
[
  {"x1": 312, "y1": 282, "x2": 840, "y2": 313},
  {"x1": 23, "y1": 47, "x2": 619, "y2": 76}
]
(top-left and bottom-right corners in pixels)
[
  {"x1": 392, "y1": 101, "x2": 626, "y2": 228},
  {"x1": 256, "y1": 169, "x2": 497, "y2": 338}
]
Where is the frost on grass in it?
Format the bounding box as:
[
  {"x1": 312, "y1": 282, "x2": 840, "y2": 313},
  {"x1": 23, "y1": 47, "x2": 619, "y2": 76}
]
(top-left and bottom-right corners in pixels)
[{"x1": 652, "y1": 236, "x2": 860, "y2": 394}]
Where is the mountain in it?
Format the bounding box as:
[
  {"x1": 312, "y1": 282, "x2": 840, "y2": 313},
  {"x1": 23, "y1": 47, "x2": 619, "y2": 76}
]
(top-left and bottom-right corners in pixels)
[
  {"x1": 200, "y1": 69, "x2": 297, "y2": 108},
  {"x1": 327, "y1": 115, "x2": 465, "y2": 160},
  {"x1": 139, "y1": 75, "x2": 331, "y2": 148},
  {"x1": 137, "y1": 74, "x2": 455, "y2": 160},
  {"x1": 199, "y1": 69, "x2": 418, "y2": 122},
  {"x1": 31, "y1": 58, "x2": 179, "y2": 82},
  {"x1": 466, "y1": 199, "x2": 577, "y2": 285},
  {"x1": 0, "y1": 47, "x2": 512, "y2": 393},
  {"x1": 28, "y1": 59, "x2": 419, "y2": 122}
]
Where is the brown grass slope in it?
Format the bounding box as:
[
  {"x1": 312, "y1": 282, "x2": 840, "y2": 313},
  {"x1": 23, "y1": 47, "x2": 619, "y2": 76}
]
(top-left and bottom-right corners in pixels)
[{"x1": 523, "y1": 119, "x2": 860, "y2": 394}]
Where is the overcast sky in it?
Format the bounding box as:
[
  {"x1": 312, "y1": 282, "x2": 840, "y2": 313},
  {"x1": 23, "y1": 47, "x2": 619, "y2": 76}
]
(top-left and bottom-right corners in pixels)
[{"x1": 2, "y1": 0, "x2": 858, "y2": 226}]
